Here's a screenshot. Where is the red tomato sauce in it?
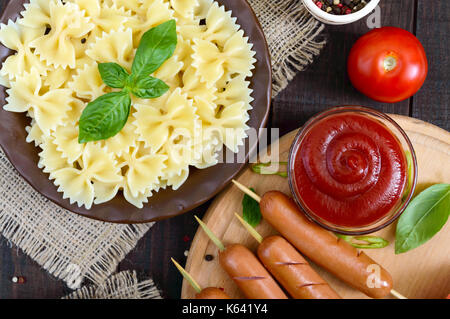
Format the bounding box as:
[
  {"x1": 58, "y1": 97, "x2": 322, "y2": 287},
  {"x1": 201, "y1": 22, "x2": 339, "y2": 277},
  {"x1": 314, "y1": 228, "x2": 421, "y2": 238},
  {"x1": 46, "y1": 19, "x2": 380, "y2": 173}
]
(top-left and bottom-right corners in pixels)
[{"x1": 292, "y1": 113, "x2": 407, "y2": 227}]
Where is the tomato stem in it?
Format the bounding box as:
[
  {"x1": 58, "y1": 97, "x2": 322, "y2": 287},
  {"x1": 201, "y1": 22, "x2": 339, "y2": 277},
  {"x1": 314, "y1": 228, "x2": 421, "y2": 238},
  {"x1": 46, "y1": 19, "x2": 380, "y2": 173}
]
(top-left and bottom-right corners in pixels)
[{"x1": 384, "y1": 55, "x2": 397, "y2": 72}]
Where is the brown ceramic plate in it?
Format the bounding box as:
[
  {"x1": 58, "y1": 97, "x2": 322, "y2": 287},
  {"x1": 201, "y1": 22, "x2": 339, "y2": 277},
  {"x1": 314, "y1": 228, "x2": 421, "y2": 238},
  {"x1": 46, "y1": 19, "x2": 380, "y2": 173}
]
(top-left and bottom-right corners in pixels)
[{"x1": 0, "y1": 0, "x2": 272, "y2": 223}]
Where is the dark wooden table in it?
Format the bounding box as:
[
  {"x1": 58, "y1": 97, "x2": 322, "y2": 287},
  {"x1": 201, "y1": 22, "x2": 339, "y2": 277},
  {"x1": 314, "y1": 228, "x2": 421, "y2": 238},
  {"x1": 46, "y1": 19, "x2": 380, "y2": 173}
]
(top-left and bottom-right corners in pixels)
[{"x1": 0, "y1": 0, "x2": 448, "y2": 299}]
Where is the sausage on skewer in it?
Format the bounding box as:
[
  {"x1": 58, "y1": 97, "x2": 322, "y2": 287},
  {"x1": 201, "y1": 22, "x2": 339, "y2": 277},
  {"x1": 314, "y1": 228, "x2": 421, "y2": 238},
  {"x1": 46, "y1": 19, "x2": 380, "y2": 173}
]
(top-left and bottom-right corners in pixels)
[
  {"x1": 235, "y1": 213, "x2": 341, "y2": 299},
  {"x1": 171, "y1": 258, "x2": 231, "y2": 299},
  {"x1": 195, "y1": 216, "x2": 288, "y2": 299},
  {"x1": 232, "y1": 180, "x2": 407, "y2": 299}
]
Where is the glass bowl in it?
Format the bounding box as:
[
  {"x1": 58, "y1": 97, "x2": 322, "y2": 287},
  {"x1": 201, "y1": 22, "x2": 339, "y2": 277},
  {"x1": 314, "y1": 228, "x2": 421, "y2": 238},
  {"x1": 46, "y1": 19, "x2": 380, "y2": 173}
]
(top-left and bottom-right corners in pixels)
[{"x1": 288, "y1": 106, "x2": 418, "y2": 235}]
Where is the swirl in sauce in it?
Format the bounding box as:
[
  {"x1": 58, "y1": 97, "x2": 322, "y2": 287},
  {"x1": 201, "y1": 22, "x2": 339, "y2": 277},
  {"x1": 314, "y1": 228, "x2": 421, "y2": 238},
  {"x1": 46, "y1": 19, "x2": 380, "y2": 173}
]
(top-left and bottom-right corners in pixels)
[{"x1": 292, "y1": 113, "x2": 407, "y2": 227}]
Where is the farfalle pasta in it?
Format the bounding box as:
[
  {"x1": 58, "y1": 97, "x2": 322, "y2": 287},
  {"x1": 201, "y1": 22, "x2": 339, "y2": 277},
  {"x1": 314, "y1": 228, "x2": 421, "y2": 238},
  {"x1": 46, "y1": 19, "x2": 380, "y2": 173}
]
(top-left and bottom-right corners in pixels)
[{"x1": 0, "y1": 0, "x2": 256, "y2": 209}]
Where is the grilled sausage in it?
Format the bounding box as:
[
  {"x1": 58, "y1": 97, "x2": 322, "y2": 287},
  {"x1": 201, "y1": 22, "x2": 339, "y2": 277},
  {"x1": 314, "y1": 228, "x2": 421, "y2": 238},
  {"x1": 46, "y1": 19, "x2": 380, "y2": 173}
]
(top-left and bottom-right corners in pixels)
[
  {"x1": 195, "y1": 287, "x2": 231, "y2": 299},
  {"x1": 260, "y1": 191, "x2": 393, "y2": 298},
  {"x1": 219, "y1": 243, "x2": 288, "y2": 299},
  {"x1": 258, "y1": 235, "x2": 341, "y2": 299}
]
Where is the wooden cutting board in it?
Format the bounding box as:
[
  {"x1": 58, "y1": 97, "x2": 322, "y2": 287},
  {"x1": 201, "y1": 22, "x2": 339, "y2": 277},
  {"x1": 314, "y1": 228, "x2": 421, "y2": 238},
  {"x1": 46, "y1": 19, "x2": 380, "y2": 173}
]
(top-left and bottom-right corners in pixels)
[{"x1": 182, "y1": 115, "x2": 450, "y2": 299}]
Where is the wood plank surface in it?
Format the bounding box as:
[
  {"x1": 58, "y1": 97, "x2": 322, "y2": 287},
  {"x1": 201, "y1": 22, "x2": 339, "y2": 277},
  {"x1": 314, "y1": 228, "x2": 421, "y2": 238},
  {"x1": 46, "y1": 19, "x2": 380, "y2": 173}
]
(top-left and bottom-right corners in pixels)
[{"x1": 0, "y1": 0, "x2": 448, "y2": 299}]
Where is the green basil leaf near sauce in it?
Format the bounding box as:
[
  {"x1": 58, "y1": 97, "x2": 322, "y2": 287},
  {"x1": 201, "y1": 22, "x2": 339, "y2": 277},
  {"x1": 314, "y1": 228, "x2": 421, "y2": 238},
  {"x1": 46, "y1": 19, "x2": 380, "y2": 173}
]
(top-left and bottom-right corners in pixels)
[
  {"x1": 79, "y1": 91, "x2": 131, "y2": 143},
  {"x1": 129, "y1": 75, "x2": 169, "y2": 99},
  {"x1": 131, "y1": 19, "x2": 177, "y2": 79},
  {"x1": 395, "y1": 184, "x2": 450, "y2": 254},
  {"x1": 242, "y1": 187, "x2": 262, "y2": 227},
  {"x1": 98, "y1": 62, "x2": 129, "y2": 88}
]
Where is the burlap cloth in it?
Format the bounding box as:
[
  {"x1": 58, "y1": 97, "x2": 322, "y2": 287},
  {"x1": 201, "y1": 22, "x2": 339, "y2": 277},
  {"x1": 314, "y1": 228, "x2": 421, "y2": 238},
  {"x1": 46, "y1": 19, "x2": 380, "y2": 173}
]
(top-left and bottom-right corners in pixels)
[{"x1": 0, "y1": 0, "x2": 325, "y2": 298}]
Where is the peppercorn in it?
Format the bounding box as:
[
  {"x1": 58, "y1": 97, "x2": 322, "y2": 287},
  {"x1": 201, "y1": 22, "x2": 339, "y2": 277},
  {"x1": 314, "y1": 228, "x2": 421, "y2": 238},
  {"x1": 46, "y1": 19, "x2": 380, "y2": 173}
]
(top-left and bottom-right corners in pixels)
[
  {"x1": 12, "y1": 276, "x2": 26, "y2": 284},
  {"x1": 319, "y1": 0, "x2": 370, "y2": 15}
]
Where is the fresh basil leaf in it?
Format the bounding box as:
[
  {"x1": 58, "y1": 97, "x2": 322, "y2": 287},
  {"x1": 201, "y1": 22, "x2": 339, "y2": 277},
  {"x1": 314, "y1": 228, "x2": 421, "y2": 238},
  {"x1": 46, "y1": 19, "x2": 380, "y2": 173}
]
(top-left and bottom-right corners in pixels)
[
  {"x1": 129, "y1": 75, "x2": 169, "y2": 99},
  {"x1": 98, "y1": 63, "x2": 129, "y2": 88},
  {"x1": 131, "y1": 19, "x2": 177, "y2": 79},
  {"x1": 79, "y1": 91, "x2": 131, "y2": 143},
  {"x1": 242, "y1": 187, "x2": 262, "y2": 227},
  {"x1": 395, "y1": 184, "x2": 450, "y2": 254}
]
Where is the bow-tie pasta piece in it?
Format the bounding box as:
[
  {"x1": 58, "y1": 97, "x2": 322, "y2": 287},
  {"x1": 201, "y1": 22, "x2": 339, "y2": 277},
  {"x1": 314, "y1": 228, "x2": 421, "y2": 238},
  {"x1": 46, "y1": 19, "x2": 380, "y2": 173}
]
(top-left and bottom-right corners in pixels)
[
  {"x1": 222, "y1": 31, "x2": 256, "y2": 75},
  {"x1": 52, "y1": 144, "x2": 122, "y2": 209},
  {"x1": 134, "y1": 88, "x2": 200, "y2": 153},
  {"x1": 195, "y1": 97, "x2": 248, "y2": 153},
  {"x1": 71, "y1": 0, "x2": 137, "y2": 39},
  {"x1": 69, "y1": 62, "x2": 108, "y2": 100},
  {"x1": 5, "y1": 69, "x2": 73, "y2": 135},
  {"x1": 19, "y1": 0, "x2": 52, "y2": 31},
  {"x1": 52, "y1": 124, "x2": 85, "y2": 164},
  {"x1": 43, "y1": 66, "x2": 74, "y2": 90},
  {"x1": 93, "y1": 180, "x2": 121, "y2": 205},
  {"x1": 181, "y1": 66, "x2": 217, "y2": 103},
  {"x1": 29, "y1": 1, "x2": 94, "y2": 68},
  {"x1": 128, "y1": 0, "x2": 174, "y2": 47},
  {"x1": 153, "y1": 55, "x2": 184, "y2": 89},
  {"x1": 202, "y1": 2, "x2": 238, "y2": 47},
  {"x1": 159, "y1": 126, "x2": 200, "y2": 190},
  {"x1": 192, "y1": 30, "x2": 256, "y2": 87},
  {"x1": 0, "y1": 20, "x2": 48, "y2": 84},
  {"x1": 104, "y1": 0, "x2": 144, "y2": 16},
  {"x1": 119, "y1": 144, "x2": 167, "y2": 198},
  {"x1": 99, "y1": 114, "x2": 139, "y2": 157},
  {"x1": 86, "y1": 28, "x2": 134, "y2": 71},
  {"x1": 195, "y1": 0, "x2": 214, "y2": 19},
  {"x1": 122, "y1": 183, "x2": 152, "y2": 209},
  {"x1": 170, "y1": 0, "x2": 199, "y2": 20},
  {"x1": 68, "y1": 0, "x2": 100, "y2": 17},
  {"x1": 193, "y1": 129, "x2": 223, "y2": 169},
  {"x1": 66, "y1": 98, "x2": 86, "y2": 124},
  {"x1": 178, "y1": 23, "x2": 204, "y2": 45},
  {"x1": 174, "y1": 35, "x2": 194, "y2": 72},
  {"x1": 38, "y1": 135, "x2": 69, "y2": 179},
  {"x1": 25, "y1": 119, "x2": 44, "y2": 147},
  {"x1": 215, "y1": 74, "x2": 253, "y2": 110}
]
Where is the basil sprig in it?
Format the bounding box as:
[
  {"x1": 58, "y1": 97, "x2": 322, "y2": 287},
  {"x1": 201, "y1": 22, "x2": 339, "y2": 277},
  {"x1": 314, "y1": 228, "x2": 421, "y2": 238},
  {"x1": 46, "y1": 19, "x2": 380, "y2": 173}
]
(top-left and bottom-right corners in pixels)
[
  {"x1": 395, "y1": 184, "x2": 450, "y2": 254},
  {"x1": 78, "y1": 20, "x2": 177, "y2": 144}
]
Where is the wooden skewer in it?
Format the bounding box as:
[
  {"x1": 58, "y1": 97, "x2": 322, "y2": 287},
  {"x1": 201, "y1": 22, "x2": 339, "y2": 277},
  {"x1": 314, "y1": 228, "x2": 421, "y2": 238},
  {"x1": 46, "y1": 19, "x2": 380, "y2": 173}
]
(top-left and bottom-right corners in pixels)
[
  {"x1": 390, "y1": 289, "x2": 407, "y2": 299},
  {"x1": 231, "y1": 179, "x2": 408, "y2": 300},
  {"x1": 234, "y1": 212, "x2": 263, "y2": 244},
  {"x1": 194, "y1": 215, "x2": 226, "y2": 252},
  {"x1": 171, "y1": 258, "x2": 202, "y2": 294},
  {"x1": 232, "y1": 179, "x2": 261, "y2": 203}
]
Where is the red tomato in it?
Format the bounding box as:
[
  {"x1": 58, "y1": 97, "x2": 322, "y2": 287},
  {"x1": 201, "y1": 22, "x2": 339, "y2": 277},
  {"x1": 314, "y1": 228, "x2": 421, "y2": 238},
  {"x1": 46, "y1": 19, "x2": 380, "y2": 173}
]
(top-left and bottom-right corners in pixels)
[{"x1": 347, "y1": 27, "x2": 428, "y2": 103}]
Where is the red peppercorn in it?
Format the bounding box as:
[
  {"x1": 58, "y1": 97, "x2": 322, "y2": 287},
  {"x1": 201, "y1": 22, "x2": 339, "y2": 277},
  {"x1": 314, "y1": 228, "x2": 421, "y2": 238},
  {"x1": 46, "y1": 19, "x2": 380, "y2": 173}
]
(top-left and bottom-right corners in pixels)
[
  {"x1": 345, "y1": 8, "x2": 352, "y2": 14},
  {"x1": 315, "y1": 1, "x2": 323, "y2": 9},
  {"x1": 182, "y1": 235, "x2": 190, "y2": 243},
  {"x1": 337, "y1": 3, "x2": 343, "y2": 7}
]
